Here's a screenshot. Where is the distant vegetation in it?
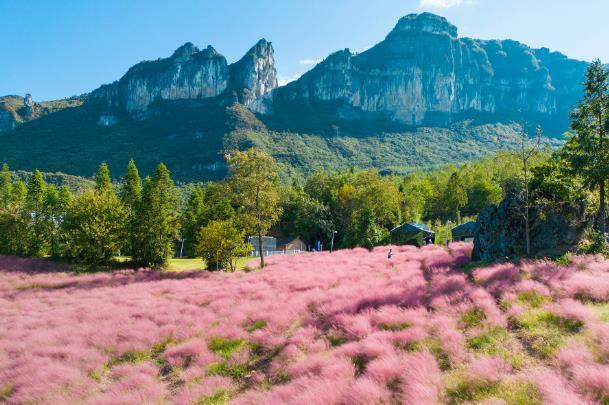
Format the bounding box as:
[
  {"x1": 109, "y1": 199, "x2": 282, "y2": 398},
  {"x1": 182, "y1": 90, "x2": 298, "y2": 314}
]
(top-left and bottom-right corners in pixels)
[{"x1": 0, "y1": 93, "x2": 560, "y2": 183}]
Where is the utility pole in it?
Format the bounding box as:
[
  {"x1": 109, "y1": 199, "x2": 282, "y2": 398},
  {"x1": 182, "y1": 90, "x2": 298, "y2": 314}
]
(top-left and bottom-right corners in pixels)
[
  {"x1": 179, "y1": 238, "x2": 185, "y2": 258},
  {"x1": 330, "y1": 230, "x2": 337, "y2": 253},
  {"x1": 446, "y1": 220, "x2": 452, "y2": 247}
]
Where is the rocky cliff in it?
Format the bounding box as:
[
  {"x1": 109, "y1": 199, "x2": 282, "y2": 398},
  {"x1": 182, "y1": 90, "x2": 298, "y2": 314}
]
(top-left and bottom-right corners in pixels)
[
  {"x1": 472, "y1": 189, "x2": 589, "y2": 260},
  {"x1": 90, "y1": 39, "x2": 277, "y2": 115},
  {"x1": 273, "y1": 13, "x2": 587, "y2": 131}
]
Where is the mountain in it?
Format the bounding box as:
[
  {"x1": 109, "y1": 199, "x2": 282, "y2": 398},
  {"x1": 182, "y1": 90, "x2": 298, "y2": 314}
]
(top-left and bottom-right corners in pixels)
[
  {"x1": 272, "y1": 13, "x2": 586, "y2": 134},
  {"x1": 0, "y1": 13, "x2": 587, "y2": 181}
]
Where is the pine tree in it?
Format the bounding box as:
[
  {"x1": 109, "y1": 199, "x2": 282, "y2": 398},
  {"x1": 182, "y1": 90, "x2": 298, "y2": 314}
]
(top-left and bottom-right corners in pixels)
[
  {"x1": 132, "y1": 163, "x2": 180, "y2": 268},
  {"x1": 95, "y1": 162, "x2": 112, "y2": 193},
  {"x1": 120, "y1": 159, "x2": 142, "y2": 256},
  {"x1": 25, "y1": 169, "x2": 47, "y2": 256},
  {"x1": 120, "y1": 159, "x2": 141, "y2": 209},
  {"x1": 564, "y1": 59, "x2": 609, "y2": 234},
  {"x1": 181, "y1": 185, "x2": 206, "y2": 257}
]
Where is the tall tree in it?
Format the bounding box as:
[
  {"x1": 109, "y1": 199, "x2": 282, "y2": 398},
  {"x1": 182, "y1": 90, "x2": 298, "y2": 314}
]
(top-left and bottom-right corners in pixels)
[
  {"x1": 120, "y1": 159, "x2": 142, "y2": 209},
  {"x1": 62, "y1": 189, "x2": 126, "y2": 265},
  {"x1": 226, "y1": 148, "x2": 281, "y2": 268},
  {"x1": 0, "y1": 163, "x2": 12, "y2": 210},
  {"x1": 26, "y1": 169, "x2": 47, "y2": 256},
  {"x1": 443, "y1": 172, "x2": 468, "y2": 223},
  {"x1": 518, "y1": 125, "x2": 542, "y2": 256},
  {"x1": 63, "y1": 164, "x2": 123, "y2": 265},
  {"x1": 565, "y1": 60, "x2": 609, "y2": 233},
  {"x1": 132, "y1": 163, "x2": 180, "y2": 268},
  {"x1": 181, "y1": 185, "x2": 206, "y2": 256},
  {"x1": 120, "y1": 159, "x2": 142, "y2": 256},
  {"x1": 95, "y1": 162, "x2": 112, "y2": 193}
]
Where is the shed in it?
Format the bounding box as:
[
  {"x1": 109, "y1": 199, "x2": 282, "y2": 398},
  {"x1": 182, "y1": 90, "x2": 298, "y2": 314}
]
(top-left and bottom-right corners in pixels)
[
  {"x1": 277, "y1": 236, "x2": 307, "y2": 252},
  {"x1": 390, "y1": 223, "x2": 435, "y2": 247},
  {"x1": 247, "y1": 236, "x2": 277, "y2": 253},
  {"x1": 452, "y1": 221, "x2": 477, "y2": 242}
]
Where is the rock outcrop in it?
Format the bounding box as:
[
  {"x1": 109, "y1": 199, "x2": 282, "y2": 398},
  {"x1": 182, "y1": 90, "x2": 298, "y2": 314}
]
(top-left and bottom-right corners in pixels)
[
  {"x1": 90, "y1": 39, "x2": 277, "y2": 115},
  {"x1": 0, "y1": 107, "x2": 17, "y2": 132},
  {"x1": 273, "y1": 13, "x2": 586, "y2": 130},
  {"x1": 472, "y1": 189, "x2": 589, "y2": 261}
]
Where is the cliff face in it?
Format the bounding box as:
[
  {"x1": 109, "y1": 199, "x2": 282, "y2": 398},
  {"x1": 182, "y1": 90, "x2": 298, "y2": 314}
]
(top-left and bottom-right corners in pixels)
[
  {"x1": 0, "y1": 108, "x2": 17, "y2": 132},
  {"x1": 90, "y1": 40, "x2": 277, "y2": 115},
  {"x1": 273, "y1": 13, "x2": 586, "y2": 128}
]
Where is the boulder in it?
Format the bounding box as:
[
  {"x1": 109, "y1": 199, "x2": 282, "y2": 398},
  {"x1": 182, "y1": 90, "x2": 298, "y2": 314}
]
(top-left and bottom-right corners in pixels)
[{"x1": 472, "y1": 189, "x2": 589, "y2": 261}]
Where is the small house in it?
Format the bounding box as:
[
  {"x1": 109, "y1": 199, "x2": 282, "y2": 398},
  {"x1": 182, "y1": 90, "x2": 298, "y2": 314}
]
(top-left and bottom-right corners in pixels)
[
  {"x1": 390, "y1": 223, "x2": 435, "y2": 247},
  {"x1": 451, "y1": 221, "x2": 477, "y2": 242},
  {"x1": 277, "y1": 236, "x2": 307, "y2": 252},
  {"x1": 247, "y1": 236, "x2": 277, "y2": 253}
]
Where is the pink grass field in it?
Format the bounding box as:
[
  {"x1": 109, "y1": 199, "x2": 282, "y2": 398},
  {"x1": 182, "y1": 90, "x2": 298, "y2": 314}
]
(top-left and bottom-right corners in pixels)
[{"x1": 2, "y1": 244, "x2": 609, "y2": 404}]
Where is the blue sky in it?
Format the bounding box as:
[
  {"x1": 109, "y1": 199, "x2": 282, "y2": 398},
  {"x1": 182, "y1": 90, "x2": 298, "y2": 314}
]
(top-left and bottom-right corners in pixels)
[{"x1": 1, "y1": 0, "x2": 608, "y2": 101}]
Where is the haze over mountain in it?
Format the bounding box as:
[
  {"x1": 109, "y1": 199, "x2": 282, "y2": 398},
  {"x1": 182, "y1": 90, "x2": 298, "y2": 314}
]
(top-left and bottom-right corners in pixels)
[{"x1": 0, "y1": 13, "x2": 584, "y2": 181}]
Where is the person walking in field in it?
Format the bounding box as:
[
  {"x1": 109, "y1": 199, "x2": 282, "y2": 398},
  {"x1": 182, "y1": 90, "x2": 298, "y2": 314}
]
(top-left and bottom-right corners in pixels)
[{"x1": 388, "y1": 249, "x2": 394, "y2": 259}]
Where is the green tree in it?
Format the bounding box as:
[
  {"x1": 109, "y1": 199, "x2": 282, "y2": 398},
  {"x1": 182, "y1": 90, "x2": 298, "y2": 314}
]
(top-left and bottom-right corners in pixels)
[
  {"x1": 120, "y1": 159, "x2": 142, "y2": 209},
  {"x1": 443, "y1": 172, "x2": 468, "y2": 222},
  {"x1": 195, "y1": 220, "x2": 251, "y2": 271},
  {"x1": 62, "y1": 189, "x2": 126, "y2": 265},
  {"x1": 465, "y1": 179, "x2": 503, "y2": 214},
  {"x1": 132, "y1": 163, "x2": 180, "y2": 268},
  {"x1": 564, "y1": 59, "x2": 609, "y2": 233},
  {"x1": 344, "y1": 208, "x2": 390, "y2": 249},
  {"x1": 120, "y1": 159, "x2": 142, "y2": 255},
  {"x1": 181, "y1": 185, "x2": 206, "y2": 257},
  {"x1": 42, "y1": 184, "x2": 71, "y2": 257},
  {"x1": 401, "y1": 174, "x2": 434, "y2": 222},
  {"x1": 279, "y1": 184, "x2": 334, "y2": 247},
  {"x1": 95, "y1": 162, "x2": 112, "y2": 193},
  {"x1": 25, "y1": 169, "x2": 48, "y2": 256},
  {"x1": 226, "y1": 148, "x2": 282, "y2": 268},
  {"x1": 0, "y1": 163, "x2": 12, "y2": 210},
  {"x1": 0, "y1": 167, "x2": 29, "y2": 255},
  {"x1": 203, "y1": 182, "x2": 235, "y2": 223}
]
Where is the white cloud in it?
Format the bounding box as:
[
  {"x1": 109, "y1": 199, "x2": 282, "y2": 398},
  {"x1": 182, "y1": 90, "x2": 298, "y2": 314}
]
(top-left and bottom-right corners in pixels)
[
  {"x1": 277, "y1": 74, "x2": 302, "y2": 86},
  {"x1": 418, "y1": 0, "x2": 471, "y2": 9},
  {"x1": 298, "y1": 58, "x2": 323, "y2": 65}
]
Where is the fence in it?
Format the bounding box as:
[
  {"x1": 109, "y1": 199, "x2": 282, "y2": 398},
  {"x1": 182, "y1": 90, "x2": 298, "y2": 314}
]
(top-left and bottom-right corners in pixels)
[{"x1": 250, "y1": 249, "x2": 302, "y2": 257}]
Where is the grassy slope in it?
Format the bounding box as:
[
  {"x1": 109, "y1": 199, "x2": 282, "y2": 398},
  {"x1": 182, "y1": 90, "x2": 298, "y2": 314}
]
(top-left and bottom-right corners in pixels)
[{"x1": 1, "y1": 97, "x2": 561, "y2": 182}]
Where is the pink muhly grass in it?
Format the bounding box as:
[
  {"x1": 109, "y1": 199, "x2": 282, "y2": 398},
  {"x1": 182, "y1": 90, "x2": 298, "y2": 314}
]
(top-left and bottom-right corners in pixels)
[
  {"x1": 473, "y1": 263, "x2": 520, "y2": 297},
  {"x1": 343, "y1": 377, "x2": 392, "y2": 405},
  {"x1": 529, "y1": 368, "x2": 590, "y2": 405},
  {"x1": 365, "y1": 354, "x2": 406, "y2": 385},
  {"x1": 468, "y1": 356, "x2": 511, "y2": 382},
  {"x1": 589, "y1": 323, "x2": 609, "y2": 358},
  {"x1": 555, "y1": 341, "x2": 595, "y2": 371},
  {"x1": 8, "y1": 244, "x2": 609, "y2": 403},
  {"x1": 399, "y1": 351, "x2": 443, "y2": 405},
  {"x1": 547, "y1": 298, "x2": 597, "y2": 324},
  {"x1": 572, "y1": 364, "x2": 609, "y2": 400},
  {"x1": 561, "y1": 271, "x2": 609, "y2": 301},
  {"x1": 513, "y1": 279, "x2": 551, "y2": 297}
]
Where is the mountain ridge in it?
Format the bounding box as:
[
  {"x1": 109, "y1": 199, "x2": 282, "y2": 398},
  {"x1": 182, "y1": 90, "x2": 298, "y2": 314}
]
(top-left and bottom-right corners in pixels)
[{"x1": 0, "y1": 13, "x2": 588, "y2": 181}]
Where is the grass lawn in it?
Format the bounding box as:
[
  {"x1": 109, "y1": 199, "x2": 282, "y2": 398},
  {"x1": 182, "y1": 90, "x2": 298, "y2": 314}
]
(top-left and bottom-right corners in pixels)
[{"x1": 166, "y1": 256, "x2": 256, "y2": 273}]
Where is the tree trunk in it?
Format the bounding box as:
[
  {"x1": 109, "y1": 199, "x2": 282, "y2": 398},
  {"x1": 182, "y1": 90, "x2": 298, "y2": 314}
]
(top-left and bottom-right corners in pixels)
[
  {"x1": 524, "y1": 159, "x2": 531, "y2": 256},
  {"x1": 600, "y1": 179, "x2": 606, "y2": 234},
  {"x1": 600, "y1": 109, "x2": 606, "y2": 235},
  {"x1": 258, "y1": 231, "x2": 265, "y2": 268}
]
